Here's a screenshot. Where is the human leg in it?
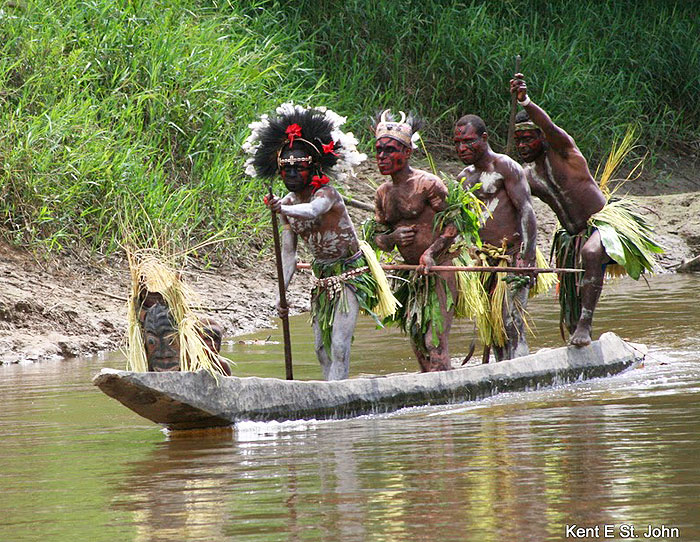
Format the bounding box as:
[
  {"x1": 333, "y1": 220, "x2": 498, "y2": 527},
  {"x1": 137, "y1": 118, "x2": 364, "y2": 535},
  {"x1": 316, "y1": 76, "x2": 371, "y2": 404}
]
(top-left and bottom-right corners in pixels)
[
  {"x1": 418, "y1": 273, "x2": 456, "y2": 372},
  {"x1": 570, "y1": 230, "x2": 608, "y2": 346},
  {"x1": 312, "y1": 317, "x2": 334, "y2": 379},
  {"x1": 312, "y1": 286, "x2": 359, "y2": 380},
  {"x1": 494, "y1": 282, "x2": 530, "y2": 361},
  {"x1": 326, "y1": 287, "x2": 359, "y2": 380}
]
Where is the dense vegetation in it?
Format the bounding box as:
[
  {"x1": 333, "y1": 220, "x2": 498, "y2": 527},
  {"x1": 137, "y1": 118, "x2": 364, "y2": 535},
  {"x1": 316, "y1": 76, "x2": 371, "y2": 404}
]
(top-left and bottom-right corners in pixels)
[{"x1": 1, "y1": 0, "x2": 698, "y2": 257}]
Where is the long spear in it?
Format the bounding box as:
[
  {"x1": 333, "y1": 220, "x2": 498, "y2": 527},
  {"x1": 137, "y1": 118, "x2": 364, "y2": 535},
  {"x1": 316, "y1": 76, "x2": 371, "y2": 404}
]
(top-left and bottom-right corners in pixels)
[
  {"x1": 505, "y1": 54, "x2": 522, "y2": 158},
  {"x1": 494, "y1": 53, "x2": 521, "y2": 364},
  {"x1": 268, "y1": 186, "x2": 294, "y2": 380},
  {"x1": 297, "y1": 262, "x2": 582, "y2": 274}
]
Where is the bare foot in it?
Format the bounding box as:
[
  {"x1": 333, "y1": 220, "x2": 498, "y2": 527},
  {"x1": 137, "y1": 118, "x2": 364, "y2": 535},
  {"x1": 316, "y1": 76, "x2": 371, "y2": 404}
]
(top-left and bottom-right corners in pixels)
[{"x1": 569, "y1": 327, "x2": 592, "y2": 347}]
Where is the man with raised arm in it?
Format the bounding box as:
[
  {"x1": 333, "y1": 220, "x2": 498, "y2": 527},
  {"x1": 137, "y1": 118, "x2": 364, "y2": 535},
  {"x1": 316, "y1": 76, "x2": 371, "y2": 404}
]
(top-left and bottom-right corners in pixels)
[
  {"x1": 245, "y1": 103, "x2": 395, "y2": 380},
  {"x1": 371, "y1": 110, "x2": 459, "y2": 372},
  {"x1": 455, "y1": 114, "x2": 537, "y2": 361},
  {"x1": 510, "y1": 73, "x2": 662, "y2": 346}
]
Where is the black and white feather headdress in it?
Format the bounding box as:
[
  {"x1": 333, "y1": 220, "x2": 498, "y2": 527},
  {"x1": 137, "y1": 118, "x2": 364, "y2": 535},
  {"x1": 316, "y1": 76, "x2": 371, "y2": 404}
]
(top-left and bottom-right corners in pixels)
[{"x1": 244, "y1": 103, "x2": 366, "y2": 181}]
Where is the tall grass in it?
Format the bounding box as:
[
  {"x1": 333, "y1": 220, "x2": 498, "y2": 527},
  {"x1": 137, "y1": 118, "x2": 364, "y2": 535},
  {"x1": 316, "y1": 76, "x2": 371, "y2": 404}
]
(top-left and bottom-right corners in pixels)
[
  {"x1": 0, "y1": 1, "x2": 321, "y2": 255},
  {"x1": 0, "y1": 0, "x2": 698, "y2": 257},
  {"x1": 289, "y1": 0, "x2": 700, "y2": 152}
]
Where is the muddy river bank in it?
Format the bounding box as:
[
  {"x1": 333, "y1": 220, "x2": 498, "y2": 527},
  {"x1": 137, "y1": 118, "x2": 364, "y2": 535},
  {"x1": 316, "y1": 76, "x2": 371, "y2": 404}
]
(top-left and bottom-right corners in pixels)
[{"x1": 1, "y1": 157, "x2": 699, "y2": 365}]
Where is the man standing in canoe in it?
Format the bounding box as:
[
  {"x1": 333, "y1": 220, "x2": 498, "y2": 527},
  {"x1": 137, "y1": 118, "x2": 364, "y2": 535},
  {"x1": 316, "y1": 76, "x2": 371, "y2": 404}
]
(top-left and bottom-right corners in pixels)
[
  {"x1": 510, "y1": 73, "x2": 662, "y2": 345},
  {"x1": 244, "y1": 103, "x2": 396, "y2": 380},
  {"x1": 455, "y1": 114, "x2": 538, "y2": 361},
  {"x1": 370, "y1": 110, "x2": 463, "y2": 372}
]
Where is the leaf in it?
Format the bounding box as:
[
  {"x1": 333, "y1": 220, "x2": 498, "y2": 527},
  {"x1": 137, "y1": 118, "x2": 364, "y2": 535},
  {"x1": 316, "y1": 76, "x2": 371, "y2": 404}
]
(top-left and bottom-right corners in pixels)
[{"x1": 597, "y1": 223, "x2": 626, "y2": 267}]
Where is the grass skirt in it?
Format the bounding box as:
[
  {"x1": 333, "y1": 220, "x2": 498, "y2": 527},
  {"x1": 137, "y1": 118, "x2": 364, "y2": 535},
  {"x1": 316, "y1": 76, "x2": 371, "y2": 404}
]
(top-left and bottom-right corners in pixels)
[
  {"x1": 552, "y1": 199, "x2": 663, "y2": 333},
  {"x1": 311, "y1": 244, "x2": 396, "y2": 353}
]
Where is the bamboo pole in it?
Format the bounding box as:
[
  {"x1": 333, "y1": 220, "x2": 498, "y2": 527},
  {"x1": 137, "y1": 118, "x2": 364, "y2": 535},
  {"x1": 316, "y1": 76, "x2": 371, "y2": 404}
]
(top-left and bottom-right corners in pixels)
[
  {"x1": 269, "y1": 187, "x2": 294, "y2": 380},
  {"x1": 505, "y1": 54, "x2": 522, "y2": 158},
  {"x1": 297, "y1": 262, "x2": 582, "y2": 274}
]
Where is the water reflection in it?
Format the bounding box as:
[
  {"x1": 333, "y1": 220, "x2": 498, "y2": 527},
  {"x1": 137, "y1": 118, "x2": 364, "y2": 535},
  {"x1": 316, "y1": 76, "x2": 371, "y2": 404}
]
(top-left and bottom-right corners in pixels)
[
  {"x1": 106, "y1": 375, "x2": 700, "y2": 542},
  {"x1": 0, "y1": 274, "x2": 699, "y2": 541},
  {"x1": 113, "y1": 432, "x2": 235, "y2": 542},
  {"x1": 222, "y1": 273, "x2": 700, "y2": 379}
]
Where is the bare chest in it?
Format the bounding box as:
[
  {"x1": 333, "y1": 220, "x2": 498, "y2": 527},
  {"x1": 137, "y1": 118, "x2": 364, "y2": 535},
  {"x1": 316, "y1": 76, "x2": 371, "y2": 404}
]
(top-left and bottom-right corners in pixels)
[
  {"x1": 381, "y1": 187, "x2": 428, "y2": 224},
  {"x1": 288, "y1": 211, "x2": 357, "y2": 260}
]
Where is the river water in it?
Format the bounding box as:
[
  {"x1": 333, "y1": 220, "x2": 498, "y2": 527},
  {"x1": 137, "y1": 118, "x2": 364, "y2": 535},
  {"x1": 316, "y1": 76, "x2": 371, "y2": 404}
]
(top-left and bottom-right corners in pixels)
[{"x1": 1, "y1": 274, "x2": 698, "y2": 542}]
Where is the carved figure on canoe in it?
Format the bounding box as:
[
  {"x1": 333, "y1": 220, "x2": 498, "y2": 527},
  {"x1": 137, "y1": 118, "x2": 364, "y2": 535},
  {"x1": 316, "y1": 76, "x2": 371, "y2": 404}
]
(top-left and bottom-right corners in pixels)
[
  {"x1": 455, "y1": 114, "x2": 537, "y2": 361},
  {"x1": 137, "y1": 290, "x2": 230, "y2": 375}
]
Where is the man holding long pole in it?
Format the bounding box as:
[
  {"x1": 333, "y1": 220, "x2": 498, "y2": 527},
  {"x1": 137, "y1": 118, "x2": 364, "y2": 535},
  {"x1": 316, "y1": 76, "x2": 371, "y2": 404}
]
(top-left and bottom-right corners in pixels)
[
  {"x1": 244, "y1": 103, "x2": 395, "y2": 380},
  {"x1": 455, "y1": 113, "x2": 538, "y2": 362},
  {"x1": 510, "y1": 73, "x2": 662, "y2": 346},
  {"x1": 370, "y1": 110, "x2": 465, "y2": 372}
]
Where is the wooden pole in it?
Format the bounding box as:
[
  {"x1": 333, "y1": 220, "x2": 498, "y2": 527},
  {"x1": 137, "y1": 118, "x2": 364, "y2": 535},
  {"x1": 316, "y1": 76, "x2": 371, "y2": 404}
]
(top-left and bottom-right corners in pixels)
[
  {"x1": 342, "y1": 195, "x2": 374, "y2": 212},
  {"x1": 505, "y1": 54, "x2": 522, "y2": 158},
  {"x1": 297, "y1": 262, "x2": 582, "y2": 274},
  {"x1": 269, "y1": 186, "x2": 294, "y2": 380}
]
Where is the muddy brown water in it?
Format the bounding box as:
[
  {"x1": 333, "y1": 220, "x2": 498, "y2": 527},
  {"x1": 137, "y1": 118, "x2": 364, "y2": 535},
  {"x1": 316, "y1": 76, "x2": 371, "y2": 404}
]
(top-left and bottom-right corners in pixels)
[{"x1": 1, "y1": 274, "x2": 698, "y2": 541}]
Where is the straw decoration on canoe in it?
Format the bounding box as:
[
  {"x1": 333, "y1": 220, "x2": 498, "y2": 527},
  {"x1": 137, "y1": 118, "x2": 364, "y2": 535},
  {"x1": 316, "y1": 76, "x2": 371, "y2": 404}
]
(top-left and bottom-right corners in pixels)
[{"x1": 125, "y1": 247, "x2": 229, "y2": 378}]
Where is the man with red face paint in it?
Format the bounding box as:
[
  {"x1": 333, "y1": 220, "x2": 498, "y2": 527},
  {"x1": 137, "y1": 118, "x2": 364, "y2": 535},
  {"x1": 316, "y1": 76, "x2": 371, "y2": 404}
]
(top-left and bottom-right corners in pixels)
[
  {"x1": 455, "y1": 114, "x2": 537, "y2": 361},
  {"x1": 245, "y1": 104, "x2": 395, "y2": 380},
  {"x1": 372, "y1": 110, "x2": 459, "y2": 372},
  {"x1": 510, "y1": 74, "x2": 661, "y2": 346}
]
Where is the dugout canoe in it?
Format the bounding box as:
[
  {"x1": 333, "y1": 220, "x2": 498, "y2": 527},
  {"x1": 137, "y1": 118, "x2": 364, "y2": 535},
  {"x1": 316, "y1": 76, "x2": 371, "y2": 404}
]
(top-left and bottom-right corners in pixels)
[{"x1": 93, "y1": 331, "x2": 645, "y2": 431}]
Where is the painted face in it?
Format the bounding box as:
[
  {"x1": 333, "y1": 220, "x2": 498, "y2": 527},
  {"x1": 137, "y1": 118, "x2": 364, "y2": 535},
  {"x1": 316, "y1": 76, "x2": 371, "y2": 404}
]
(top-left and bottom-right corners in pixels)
[
  {"x1": 375, "y1": 136, "x2": 411, "y2": 175},
  {"x1": 279, "y1": 147, "x2": 314, "y2": 192},
  {"x1": 515, "y1": 129, "x2": 545, "y2": 162},
  {"x1": 454, "y1": 124, "x2": 486, "y2": 165},
  {"x1": 143, "y1": 304, "x2": 180, "y2": 372}
]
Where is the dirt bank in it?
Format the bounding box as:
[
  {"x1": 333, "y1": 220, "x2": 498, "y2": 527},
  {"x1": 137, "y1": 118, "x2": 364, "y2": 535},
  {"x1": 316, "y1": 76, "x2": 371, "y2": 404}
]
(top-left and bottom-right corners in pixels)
[{"x1": 1, "y1": 158, "x2": 698, "y2": 364}]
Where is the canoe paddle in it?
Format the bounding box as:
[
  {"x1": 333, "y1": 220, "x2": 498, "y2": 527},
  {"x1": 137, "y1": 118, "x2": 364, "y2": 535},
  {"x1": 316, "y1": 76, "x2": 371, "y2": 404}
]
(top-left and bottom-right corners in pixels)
[
  {"x1": 505, "y1": 53, "x2": 521, "y2": 158},
  {"x1": 268, "y1": 186, "x2": 294, "y2": 380}
]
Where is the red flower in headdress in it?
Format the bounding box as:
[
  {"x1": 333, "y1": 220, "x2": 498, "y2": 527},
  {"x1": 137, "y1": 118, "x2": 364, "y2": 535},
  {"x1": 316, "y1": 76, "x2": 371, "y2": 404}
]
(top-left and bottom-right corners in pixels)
[
  {"x1": 322, "y1": 140, "x2": 339, "y2": 156},
  {"x1": 286, "y1": 124, "x2": 302, "y2": 144},
  {"x1": 311, "y1": 174, "x2": 329, "y2": 193}
]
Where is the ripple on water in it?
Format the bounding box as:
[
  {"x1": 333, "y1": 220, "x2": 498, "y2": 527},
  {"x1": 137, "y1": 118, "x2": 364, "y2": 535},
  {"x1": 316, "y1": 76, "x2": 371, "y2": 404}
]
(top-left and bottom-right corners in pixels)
[{"x1": 1, "y1": 274, "x2": 699, "y2": 541}]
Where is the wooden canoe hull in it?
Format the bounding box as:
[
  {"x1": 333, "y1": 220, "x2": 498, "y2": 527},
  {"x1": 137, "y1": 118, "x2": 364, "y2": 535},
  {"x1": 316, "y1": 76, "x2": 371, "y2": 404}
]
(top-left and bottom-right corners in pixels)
[{"x1": 94, "y1": 332, "x2": 644, "y2": 431}]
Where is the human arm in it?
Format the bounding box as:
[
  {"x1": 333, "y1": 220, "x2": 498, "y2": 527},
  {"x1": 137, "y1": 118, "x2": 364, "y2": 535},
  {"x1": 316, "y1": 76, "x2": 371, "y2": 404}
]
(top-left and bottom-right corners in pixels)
[
  {"x1": 418, "y1": 178, "x2": 457, "y2": 274},
  {"x1": 502, "y1": 159, "x2": 537, "y2": 267},
  {"x1": 273, "y1": 218, "x2": 298, "y2": 318},
  {"x1": 276, "y1": 189, "x2": 335, "y2": 220},
  {"x1": 418, "y1": 223, "x2": 458, "y2": 274},
  {"x1": 279, "y1": 215, "x2": 298, "y2": 289}
]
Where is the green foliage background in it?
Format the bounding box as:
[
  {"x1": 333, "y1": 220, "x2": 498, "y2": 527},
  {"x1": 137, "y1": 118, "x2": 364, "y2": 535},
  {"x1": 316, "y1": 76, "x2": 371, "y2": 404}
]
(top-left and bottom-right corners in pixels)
[{"x1": 1, "y1": 0, "x2": 698, "y2": 256}]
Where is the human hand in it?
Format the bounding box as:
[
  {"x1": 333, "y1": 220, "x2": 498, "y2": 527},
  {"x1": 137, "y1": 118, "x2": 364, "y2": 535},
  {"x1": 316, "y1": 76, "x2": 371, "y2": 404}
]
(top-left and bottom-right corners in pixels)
[
  {"x1": 509, "y1": 73, "x2": 528, "y2": 103},
  {"x1": 393, "y1": 225, "x2": 417, "y2": 247},
  {"x1": 417, "y1": 253, "x2": 436, "y2": 275},
  {"x1": 516, "y1": 254, "x2": 537, "y2": 287},
  {"x1": 276, "y1": 301, "x2": 289, "y2": 319},
  {"x1": 264, "y1": 194, "x2": 283, "y2": 213}
]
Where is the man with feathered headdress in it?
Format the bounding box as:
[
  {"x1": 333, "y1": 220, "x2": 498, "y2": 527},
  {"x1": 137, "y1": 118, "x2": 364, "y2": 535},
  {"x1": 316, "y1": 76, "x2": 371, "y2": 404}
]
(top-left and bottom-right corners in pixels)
[
  {"x1": 244, "y1": 103, "x2": 396, "y2": 380},
  {"x1": 369, "y1": 110, "x2": 461, "y2": 372},
  {"x1": 510, "y1": 73, "x2": 662, "y2": 346}
]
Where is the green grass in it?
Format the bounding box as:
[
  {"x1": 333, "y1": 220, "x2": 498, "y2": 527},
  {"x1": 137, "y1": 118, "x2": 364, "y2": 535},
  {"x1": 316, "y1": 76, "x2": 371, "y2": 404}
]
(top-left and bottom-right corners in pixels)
[
  {"x1": 289, "y1": 0, "x2": 700, "y2": 151},
  {"x1": 0, "y1": 1, "x2": 321, "y2": 255},
  {"x1": 0, "y1": 0, "x2": 698, "y2": 257}
]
